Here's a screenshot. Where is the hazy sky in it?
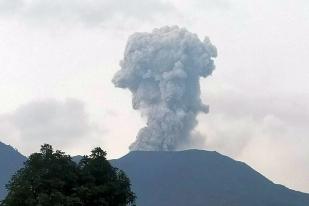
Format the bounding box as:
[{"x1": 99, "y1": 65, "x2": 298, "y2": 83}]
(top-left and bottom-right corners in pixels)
[{"x1": 0, "y1": 0, "x2": 308, "y2": 193}]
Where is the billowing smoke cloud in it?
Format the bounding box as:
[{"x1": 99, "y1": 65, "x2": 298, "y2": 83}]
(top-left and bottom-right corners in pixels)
[{"x1": 113, "y1": 26, "x2": 217, "y2": 151}]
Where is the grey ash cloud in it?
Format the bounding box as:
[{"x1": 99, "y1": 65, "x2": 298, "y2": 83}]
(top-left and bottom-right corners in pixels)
[{"x1": 113, "y1": 26, "x2": 217, "y2": 151}]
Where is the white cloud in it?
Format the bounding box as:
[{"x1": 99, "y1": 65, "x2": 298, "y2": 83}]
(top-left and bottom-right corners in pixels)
[
  {"x1": 0, "y1": 0, "x2": 22, "y2": 13},
  {"x1": 195, "y1": 89, "x2": 309, "y2": 192},
  {"x1": 0, "y1": 99, "x2": 104, "y2": 156},
  {"x1": 0, "y1": 0, "x2": 175, "y2": 26}
]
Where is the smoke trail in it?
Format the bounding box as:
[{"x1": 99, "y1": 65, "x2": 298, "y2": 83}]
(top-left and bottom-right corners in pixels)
[{"x1": 113, "y1": 26, "x2": 217, "y2": 151}]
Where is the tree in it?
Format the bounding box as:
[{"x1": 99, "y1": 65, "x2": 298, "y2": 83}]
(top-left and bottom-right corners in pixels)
[
  {"x1": 1, "y1": 145, "x2": 135, "y2": 206},
  {"x1": 77, "y1": 148, "x2": 136, "y2": 206}
]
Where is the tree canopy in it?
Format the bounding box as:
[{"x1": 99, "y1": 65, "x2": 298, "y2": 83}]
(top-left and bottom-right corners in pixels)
[{"x1": 0, "y1": 144, "x2": 135, "y2": 206}]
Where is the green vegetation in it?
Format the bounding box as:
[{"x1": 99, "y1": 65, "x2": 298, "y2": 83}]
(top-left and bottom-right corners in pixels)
[{"x1": 0, "y1": 144, "x2": 135, "y2": 206}]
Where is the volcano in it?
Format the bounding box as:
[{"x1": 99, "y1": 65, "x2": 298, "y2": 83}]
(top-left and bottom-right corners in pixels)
[{"x1": 111, "y1": 150, "x2": 309, "y2": 206}]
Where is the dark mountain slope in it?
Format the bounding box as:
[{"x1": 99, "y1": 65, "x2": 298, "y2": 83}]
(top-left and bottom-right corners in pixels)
[
  {"x1": 0, "y1": 142, "x2": 27, "y2": 200},
  {"x1": 111, "y1": 150, "x2": 309, "y2": 206}
]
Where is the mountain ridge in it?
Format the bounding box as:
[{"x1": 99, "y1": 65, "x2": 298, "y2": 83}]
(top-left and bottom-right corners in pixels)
[
  {"x1": 0, "y1": 142, "x2": 27, "y2": 200},
  {"x1": 1, "y1": 143, "x2": 309, "y2": 205},
  {"x1": 111, "y1": 149, "x2": 309, "y2": 206}
]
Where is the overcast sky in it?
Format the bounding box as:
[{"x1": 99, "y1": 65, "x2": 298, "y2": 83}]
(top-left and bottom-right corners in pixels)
[{"x1": 0, "y1": 0, "x2": 308, "y2": 193}]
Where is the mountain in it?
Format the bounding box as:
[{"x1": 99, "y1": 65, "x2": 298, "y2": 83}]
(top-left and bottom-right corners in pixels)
[
  {"x1": 72, "y1": 155, "x2": 83, "y2": 164},
  {"x1": 0, "y1": 142, "x2": 27, "y2": 200},
  {"x1": 1, "y1": 146, "x2": 309, "y2": 205},
  {"x1": 111, "y1": 150, "x2": 309, "y2": 206}
]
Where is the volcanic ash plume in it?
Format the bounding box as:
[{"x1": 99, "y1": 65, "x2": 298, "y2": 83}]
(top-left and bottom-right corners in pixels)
[{"x1": 112, "y1": 26, "x2": 217, "y2": 151}]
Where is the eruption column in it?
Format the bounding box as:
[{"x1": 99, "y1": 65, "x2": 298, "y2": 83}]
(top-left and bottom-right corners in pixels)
[{"x1": 113, "y1": 26, "x2": 217, "y2": 151}]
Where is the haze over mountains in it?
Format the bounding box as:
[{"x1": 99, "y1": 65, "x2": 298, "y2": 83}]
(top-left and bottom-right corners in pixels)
[{"x1": 1, "y1": 141, "x2": 309, "y2": 205}]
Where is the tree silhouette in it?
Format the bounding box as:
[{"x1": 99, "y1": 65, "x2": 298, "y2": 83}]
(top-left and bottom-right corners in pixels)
[{"x1": 1, "y1": 144, "x2": 135, "y2": 206}]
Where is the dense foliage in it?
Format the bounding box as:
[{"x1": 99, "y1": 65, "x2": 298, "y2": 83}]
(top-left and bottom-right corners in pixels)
[{"x1": 0, "y1": 144, "x2": 135, "y2": 206}]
